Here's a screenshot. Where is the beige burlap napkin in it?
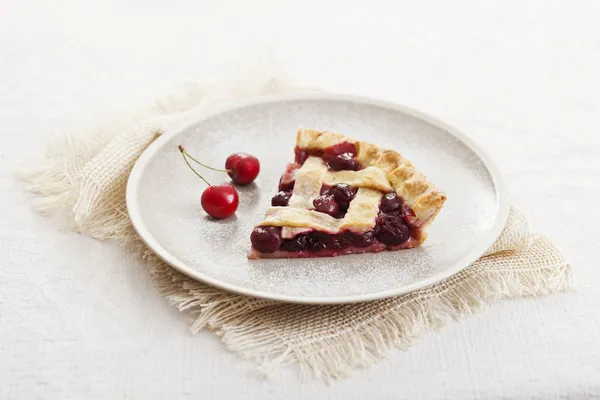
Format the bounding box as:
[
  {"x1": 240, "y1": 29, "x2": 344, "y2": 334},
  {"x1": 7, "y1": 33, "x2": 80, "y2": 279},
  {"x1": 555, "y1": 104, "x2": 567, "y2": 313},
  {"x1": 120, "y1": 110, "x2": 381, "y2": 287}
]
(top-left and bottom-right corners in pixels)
[{"x1": 20, "y1": 72, "x2": 571, "y2": 380}]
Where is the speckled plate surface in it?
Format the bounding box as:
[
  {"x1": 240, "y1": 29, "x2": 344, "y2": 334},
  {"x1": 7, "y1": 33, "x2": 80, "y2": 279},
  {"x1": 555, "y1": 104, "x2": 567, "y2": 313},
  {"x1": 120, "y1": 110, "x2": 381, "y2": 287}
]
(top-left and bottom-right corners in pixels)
[{"x1": 126, "y1": 93, "x2": 509, "y2": 304}]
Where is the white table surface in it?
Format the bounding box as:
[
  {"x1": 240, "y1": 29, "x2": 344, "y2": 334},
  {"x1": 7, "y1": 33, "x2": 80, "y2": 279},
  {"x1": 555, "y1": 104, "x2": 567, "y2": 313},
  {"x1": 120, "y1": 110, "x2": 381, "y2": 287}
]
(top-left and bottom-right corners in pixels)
[{"x1": 1, "y1": 1, "x2": 599, "y2": 399}]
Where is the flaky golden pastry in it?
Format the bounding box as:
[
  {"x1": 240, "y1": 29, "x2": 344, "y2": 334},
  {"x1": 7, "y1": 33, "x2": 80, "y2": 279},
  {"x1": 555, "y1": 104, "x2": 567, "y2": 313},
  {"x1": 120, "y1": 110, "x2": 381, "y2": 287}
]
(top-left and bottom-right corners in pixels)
[
  {"x1": 295, "y1": 128, "x2": 446, "y2": 229},
  {"x1": 249, "y1": 128, "x2": 447, "y2": 259}
]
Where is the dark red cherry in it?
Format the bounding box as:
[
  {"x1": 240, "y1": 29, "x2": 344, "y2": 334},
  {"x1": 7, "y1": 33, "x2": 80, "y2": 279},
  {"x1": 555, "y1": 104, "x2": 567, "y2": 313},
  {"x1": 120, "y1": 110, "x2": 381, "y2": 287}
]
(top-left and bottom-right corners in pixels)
[
  {"x1": 305, "y1": 231, "x2": 331, "y2": 252},
  {"x1": 251, "y1": 226, "x2": 282, "y2": 253},
  {"x1": 326, "y1": 141, "x2": 357, "y2": 156},
  {"x1": 327, "y1": 153, "x2": 358, "y2": 171},
  {"x1": 313, "y1": 195, "x2": 340, "y2": 217},
  {"x1": 225, "y1": 153, "x2": 260, "y2": 185},
  {"x1": 326, "y1": 183, "x2": 357, "y2": 210},
  {"x1": 281, "y1": 234, "x2": 308, "y2": 252},
  {"x1": 278, "y1": 163, "x2": 299, "y2": 191},
  {"x1": 353, "y1": 230, "x2": 378, "y2": 247},
  {"x1": 400, "y1": 203, "x2": 415, "y2": 217},
  {"x1": 271, "y1": 191, "x2": 292, "y2": 207},
  {"x1": 294, "y1": 148, "x2": 310, "y2": 164},
  {"x1": 376, "y1": 214, "x2": 410, "y2": 245},
  {"x1": 380, "y1": 192, "x2": 403, "y2": 213},
  {"x1": 201, "y1": 183, "x2": 239, "y2": 219},
  {"x1": 278, "y1": 176, "x2": 295, "y2": 191},
  {"x1": 329, "y1": 231, "x2": 356, "y2": 249}
]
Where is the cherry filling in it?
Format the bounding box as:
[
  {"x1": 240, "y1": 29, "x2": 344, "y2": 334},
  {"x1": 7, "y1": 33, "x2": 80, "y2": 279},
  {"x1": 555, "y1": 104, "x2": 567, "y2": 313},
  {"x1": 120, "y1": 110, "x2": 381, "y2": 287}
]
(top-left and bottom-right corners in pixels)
[
  {"x1": 376, "y1": 214, "x2": 410, "y2": 245},
  {"x1": 278, "y1": 230, "x2": 379, "y2": 253},
  {"x1": 251, "y1": 226, "x2": 282, "y2": 253},
  {"x1": 312, "y1": 194, "x2": 339, "y2": 217},
  {"x1": 312, "y1": 183, "x2": 357, "y2": 218},
  {"x1": 294, "y1": 141, "x2": 359, "y2": 171},
  {"x1": 256, "y1": 142, "x2": 418, "y2": 255},
  {"x1": 271, "y1": 183, "x2": 357, "y2": 219},
  {"x1": 252, "y1": 192, "x2": 418, "y2": 254},
  {"x1": 294, "y1": 148, "x2": 316, "y2": 165},
  {"x1": 271, "y1": 190, "x2": 292, "y2": 206},
  {"x1": 380, "y1": 192, "x2": 402, "y2": 213},
  {"x1": 328, "y1": 153, "x2": 357, "y2": 171},
  {"x1": 278, "y1": 163, "x2": 300, "y2": 191},
  {"x1": 324, "y1": 183, "x2": 356, "y2": 211}
]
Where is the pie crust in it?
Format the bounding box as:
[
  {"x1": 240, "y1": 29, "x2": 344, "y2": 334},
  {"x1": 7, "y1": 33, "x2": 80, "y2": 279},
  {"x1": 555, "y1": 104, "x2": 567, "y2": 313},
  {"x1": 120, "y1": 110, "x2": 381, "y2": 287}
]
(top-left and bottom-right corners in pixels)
[
  {"x1": 249, "y1": 128, "x2": 447, "y2": 258},
  {"x1": 297, "y1": 128, "x2": 446, "y2": 228}
]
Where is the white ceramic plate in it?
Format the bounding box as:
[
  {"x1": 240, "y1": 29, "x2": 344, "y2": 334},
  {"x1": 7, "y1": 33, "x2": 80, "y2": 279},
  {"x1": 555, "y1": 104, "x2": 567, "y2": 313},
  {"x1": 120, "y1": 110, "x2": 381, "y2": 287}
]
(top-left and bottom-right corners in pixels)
[{"x1": 126, "y1": 93, "x2": 509, "y2": 304}]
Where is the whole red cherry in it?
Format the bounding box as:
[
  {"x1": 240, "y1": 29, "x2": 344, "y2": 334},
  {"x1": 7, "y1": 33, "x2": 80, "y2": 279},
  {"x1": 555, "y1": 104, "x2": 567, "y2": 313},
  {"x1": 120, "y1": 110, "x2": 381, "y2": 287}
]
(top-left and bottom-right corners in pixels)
[
  {"x1": 201, "y1": 183, "x2": 239, "y2": 219},
  {"x1": 178, "y1": 145, "x2": 240, "y2": 219},
  {"x1": 225, "y1": 153, "x2": 260, "y2": 185}
]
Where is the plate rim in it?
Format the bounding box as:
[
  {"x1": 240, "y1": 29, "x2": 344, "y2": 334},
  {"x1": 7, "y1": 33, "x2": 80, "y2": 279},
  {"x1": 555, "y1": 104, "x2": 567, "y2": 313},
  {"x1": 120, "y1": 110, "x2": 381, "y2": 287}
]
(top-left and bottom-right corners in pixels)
[{"x1": 126, "y1": 92, "x2": 510, "y2": 304}]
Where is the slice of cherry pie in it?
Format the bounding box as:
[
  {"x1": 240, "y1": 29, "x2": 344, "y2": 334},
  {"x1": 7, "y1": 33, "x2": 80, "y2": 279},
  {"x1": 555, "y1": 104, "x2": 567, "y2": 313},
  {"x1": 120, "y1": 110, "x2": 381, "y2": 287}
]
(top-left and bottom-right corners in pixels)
[{"x1": 248, "y1": 128, "x2": 447, "y2": 259}]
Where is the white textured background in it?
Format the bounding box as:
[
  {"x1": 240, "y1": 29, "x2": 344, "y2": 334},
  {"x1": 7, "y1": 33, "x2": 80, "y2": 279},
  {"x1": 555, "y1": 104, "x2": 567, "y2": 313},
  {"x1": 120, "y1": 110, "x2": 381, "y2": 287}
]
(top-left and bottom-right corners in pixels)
[{"x1": 1, "y1": 0, "x2": 600, "y2": 399}]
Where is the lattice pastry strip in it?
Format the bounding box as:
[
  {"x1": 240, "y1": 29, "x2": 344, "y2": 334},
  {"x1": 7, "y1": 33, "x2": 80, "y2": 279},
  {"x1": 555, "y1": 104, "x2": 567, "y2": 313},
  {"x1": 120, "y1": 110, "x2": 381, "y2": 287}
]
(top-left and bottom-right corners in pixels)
[
  {"x1": 260, "y1": 154, "x2": 385, "y2": 234},
  {"x1": 297, "y1": 128, "x2": 446, "y2": 228},
  {"x1": 282, "y1": 156, "x2": 328, "y2": 238},
  {"x1": 286, "y1": 157, "x2": 393, "y2": 209},
  {"x1": 279, "y1": 156, "x2": 392, "y2": 237},
  {"x1": 249, "y1": 129, "x2": 447, "y2": 258},
  {"x1": 338, "y1": 188, "x2": 381, "y2": 232},
  {"x1": 258, "y1": 187, "x2": 381, "y2": 234},
  {"x1": 324, "y1": 167, "x2": 392, "y2": 192},
  {"x1": 287, "y1": 157, "x2": 327, "y2": 209}
]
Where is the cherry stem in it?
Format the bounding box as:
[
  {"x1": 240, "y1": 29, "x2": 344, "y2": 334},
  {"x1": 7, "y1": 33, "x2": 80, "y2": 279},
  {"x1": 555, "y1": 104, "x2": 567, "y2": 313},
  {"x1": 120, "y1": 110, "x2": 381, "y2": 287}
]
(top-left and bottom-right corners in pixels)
[
  {"x1": 178, "y1": 146, "x2": 212, "y2": 186},
  {"x1": 177, "y1": 145, "x2": 232, "y2": 173}
]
